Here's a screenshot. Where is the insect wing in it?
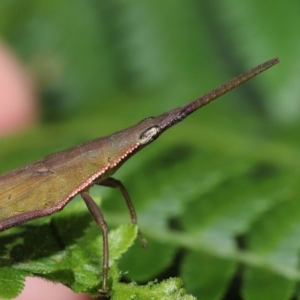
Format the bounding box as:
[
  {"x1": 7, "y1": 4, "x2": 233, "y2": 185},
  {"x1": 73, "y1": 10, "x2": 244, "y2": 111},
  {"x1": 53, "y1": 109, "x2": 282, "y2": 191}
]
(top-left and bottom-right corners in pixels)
[{"x1": 0, "y1": 142, "x2": 108, "y2": 228}]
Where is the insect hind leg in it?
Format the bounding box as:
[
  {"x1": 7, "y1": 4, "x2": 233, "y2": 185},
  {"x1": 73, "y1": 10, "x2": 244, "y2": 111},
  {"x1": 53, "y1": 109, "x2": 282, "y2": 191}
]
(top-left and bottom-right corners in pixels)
[{"x1": 81, "y1": 190, "x2": 109, "y2": 294}]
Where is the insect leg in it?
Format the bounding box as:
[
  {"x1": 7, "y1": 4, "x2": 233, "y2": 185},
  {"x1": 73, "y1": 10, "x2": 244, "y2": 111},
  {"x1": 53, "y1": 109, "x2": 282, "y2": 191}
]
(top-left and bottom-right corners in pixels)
[
  {"x1": 97, "y1": 177, "x2": 147, "y2": 248},
  {"x1": 81, "y1": 190, "x2": 109, "y2": 294}
]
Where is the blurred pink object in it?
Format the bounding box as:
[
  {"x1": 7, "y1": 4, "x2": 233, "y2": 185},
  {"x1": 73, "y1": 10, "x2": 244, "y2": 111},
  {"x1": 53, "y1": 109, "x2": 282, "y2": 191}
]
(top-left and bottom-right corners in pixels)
[
  {"x1": 16, "y1": 278, "x2": 92, "y2": 300},
  {"x1": 0, "y1": 42, "x2": 38, "y2": 136}
]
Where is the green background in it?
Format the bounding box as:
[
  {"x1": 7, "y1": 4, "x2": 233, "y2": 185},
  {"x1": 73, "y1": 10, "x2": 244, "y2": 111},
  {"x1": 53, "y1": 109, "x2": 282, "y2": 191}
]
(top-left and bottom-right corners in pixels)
[{"x1": 1, "y1": 1, "x2": 300, "y2": 299}]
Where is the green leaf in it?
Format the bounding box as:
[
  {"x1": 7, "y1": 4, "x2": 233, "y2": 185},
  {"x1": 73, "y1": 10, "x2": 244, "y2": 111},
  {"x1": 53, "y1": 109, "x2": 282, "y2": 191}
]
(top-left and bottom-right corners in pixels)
[
  {"x1": 0, "y1": 267, "x2": 26, "y2": 299},
  {"x1": 242, "y1": 269, "x2": 295, "y2": 300},
  {"x1": 181, "y1": 252, "x2": 237, "y2": 300},
  {"x1": 119, "y1": 238, "x2": 177, "y2": 282},
  {"x1": 112, "y1": 275, "x2": 196, "y2": 300},
  {"x1": 0, "y1": 218, "x2": 138, "y2": 298},
  {"x1": 241, "y1": 194, "x2": 300, "y2": 300}
]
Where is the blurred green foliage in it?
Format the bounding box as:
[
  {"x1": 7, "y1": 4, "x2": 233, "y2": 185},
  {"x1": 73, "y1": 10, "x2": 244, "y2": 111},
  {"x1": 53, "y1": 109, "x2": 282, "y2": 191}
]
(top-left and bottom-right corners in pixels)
[{"x1": 1, "y1": 1, "x2": 300, "y2": 299}]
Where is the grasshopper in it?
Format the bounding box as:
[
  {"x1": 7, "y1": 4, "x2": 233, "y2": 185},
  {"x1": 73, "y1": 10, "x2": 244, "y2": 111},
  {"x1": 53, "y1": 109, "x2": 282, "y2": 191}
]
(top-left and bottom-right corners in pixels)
[{"x1": 0, "y1": 58, "x2": 279, "y2": 294}]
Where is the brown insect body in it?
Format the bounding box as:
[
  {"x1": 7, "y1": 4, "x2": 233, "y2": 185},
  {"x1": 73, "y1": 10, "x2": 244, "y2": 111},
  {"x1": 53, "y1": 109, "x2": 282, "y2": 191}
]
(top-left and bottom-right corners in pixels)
[
  {"x1": 0, "y1": 112, "x2": 173, "y2": 229},
  {"x1": 0, "y1": 58, "x2": 279, "y2": 294}
]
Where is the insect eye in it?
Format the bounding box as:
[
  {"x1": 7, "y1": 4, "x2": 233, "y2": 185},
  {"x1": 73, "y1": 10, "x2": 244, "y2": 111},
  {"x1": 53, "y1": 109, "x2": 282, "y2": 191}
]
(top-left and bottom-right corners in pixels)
[{"x1": 139, "y1": 126, "x2": 160, "y2": 144}]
